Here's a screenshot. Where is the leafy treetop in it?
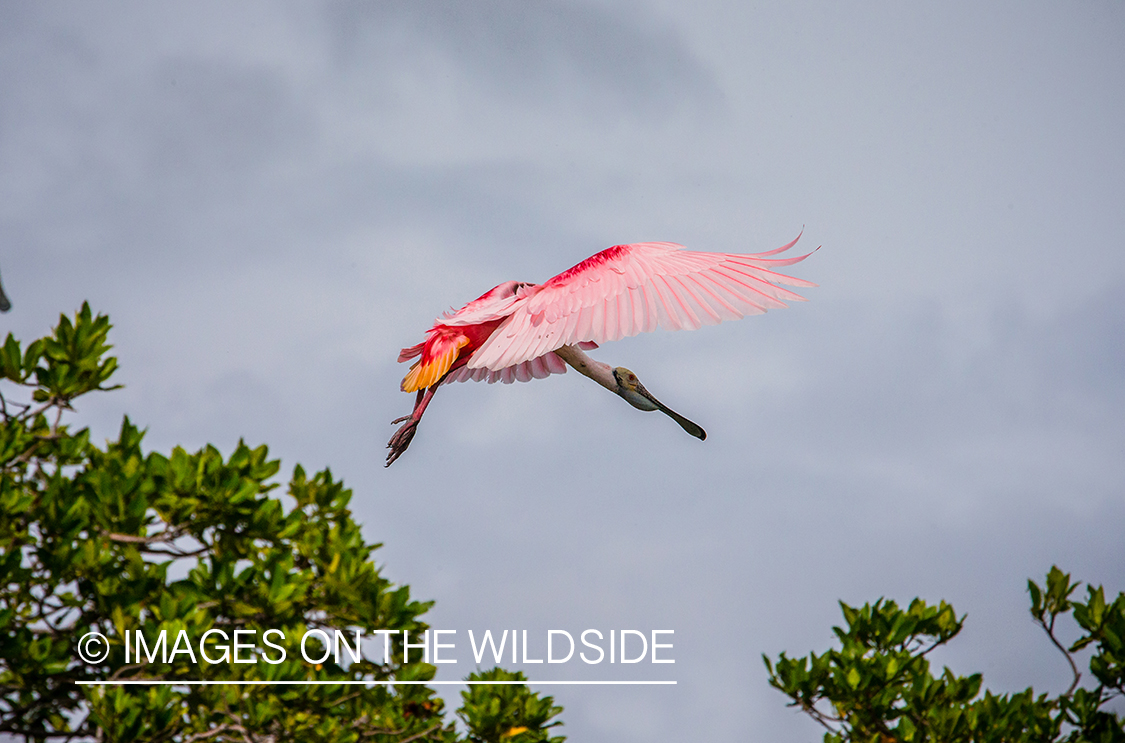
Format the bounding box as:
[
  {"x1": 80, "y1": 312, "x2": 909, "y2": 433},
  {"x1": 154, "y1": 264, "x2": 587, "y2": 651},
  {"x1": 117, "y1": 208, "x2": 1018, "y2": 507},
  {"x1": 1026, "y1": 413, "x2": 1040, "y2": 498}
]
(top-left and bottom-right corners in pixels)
[
  {"x1": 0, "y1": 304, "x2": 565, "y2": 743},
  {"x1": 765, "y1": 567, "x2": 1125, "y2": 742}
]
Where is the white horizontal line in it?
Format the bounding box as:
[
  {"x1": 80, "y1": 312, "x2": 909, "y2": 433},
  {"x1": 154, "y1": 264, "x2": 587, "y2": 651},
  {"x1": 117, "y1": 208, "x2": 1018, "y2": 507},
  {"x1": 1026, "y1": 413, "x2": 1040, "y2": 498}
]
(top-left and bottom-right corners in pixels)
[{"x1": 77, "y1": 680, "x2": 676, "y2": 686}]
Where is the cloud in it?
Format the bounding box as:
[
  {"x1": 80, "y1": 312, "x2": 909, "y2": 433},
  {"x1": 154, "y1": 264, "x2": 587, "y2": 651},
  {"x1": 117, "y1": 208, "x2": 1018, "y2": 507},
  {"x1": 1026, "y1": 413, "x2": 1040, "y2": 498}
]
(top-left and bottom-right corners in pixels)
[
  {"x1": 2, "y1": 3, "x2": 1123, "y2": 741},
  {"x1": 325, "y1": 0, "x2": 720, "y2": 114}
]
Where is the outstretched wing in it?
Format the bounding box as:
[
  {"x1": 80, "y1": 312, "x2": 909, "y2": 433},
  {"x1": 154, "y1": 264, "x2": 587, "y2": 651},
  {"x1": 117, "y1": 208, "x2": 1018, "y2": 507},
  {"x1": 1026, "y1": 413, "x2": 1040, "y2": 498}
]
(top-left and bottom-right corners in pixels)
[{"x1": 466, "y1": 234, "x2": 816, "y2": 372}]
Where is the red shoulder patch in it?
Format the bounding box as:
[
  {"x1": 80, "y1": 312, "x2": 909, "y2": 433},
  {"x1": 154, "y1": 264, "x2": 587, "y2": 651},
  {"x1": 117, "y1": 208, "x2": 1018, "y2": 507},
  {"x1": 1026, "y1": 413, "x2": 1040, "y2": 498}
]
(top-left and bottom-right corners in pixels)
[{"x1": 545, "y1": 245, "x2": 630, "y2": 287}]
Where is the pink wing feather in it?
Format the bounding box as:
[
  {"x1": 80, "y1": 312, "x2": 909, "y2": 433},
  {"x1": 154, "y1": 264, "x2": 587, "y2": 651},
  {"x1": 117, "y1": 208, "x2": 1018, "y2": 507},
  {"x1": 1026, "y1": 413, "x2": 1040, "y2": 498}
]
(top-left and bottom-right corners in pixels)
[{"x1": 466, "y1": 234, "x2": 816, "y2": 372}]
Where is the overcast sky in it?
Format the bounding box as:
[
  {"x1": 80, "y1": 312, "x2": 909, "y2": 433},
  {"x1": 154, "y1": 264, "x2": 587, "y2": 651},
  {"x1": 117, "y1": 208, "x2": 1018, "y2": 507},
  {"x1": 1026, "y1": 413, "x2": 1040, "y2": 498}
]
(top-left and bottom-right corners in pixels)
[{"x1": 3, "y1": 2, "x2": 1124, "y2": 740}]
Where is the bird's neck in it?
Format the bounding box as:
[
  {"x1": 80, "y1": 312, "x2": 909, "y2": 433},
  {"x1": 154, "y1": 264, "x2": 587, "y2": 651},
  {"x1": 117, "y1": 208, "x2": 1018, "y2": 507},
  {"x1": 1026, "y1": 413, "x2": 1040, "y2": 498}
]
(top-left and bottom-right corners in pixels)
[{"x1": 554, "y1": 345, "x2": 618, "y2": 393}]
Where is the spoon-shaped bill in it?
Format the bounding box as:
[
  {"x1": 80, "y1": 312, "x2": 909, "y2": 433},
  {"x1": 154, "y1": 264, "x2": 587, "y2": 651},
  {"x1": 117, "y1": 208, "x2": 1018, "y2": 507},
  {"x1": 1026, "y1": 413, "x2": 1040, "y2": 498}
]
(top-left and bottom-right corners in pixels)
[
  {"x1": 635, "y1": 383, "x2": 707, "y2": 441},
  {"x1": 653, "y1": 400, "x2": 707, "y2": 440}
]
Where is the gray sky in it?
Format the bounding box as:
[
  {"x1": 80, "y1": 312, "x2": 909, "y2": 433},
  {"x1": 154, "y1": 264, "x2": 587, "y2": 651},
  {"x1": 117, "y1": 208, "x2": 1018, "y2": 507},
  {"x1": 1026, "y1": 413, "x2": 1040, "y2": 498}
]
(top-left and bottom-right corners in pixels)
[{"x1": 3, "y1": 2, "x2": 1124, "y2": 740}]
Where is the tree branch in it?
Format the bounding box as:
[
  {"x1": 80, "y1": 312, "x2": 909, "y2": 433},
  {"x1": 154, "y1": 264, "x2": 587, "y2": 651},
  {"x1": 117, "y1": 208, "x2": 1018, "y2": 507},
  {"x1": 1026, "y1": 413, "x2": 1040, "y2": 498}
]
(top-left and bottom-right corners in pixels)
[
  {"x1": 104, "y1": 529, "x2": 187, "y2": 546},
  {"x1": 396, "y1": 723, "x2": 443, "y2": 743},
  {"x1": 1038, "y1": 614, "x2": 1081, "y2": 697}
]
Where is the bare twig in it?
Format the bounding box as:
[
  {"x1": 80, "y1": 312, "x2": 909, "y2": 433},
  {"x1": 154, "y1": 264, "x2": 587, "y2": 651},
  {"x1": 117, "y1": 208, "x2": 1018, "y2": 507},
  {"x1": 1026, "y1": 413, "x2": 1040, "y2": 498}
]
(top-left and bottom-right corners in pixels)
[
  {"x1": 25, "y1": 398, "x2": 61, "y2": 423},
  {"x1": 8, "y1": 440, "x2": 43, "y2": 468},
  {"x1": 331, "y1": 690, "x2": 364, "y2": 707},
  {"x1": 396, "y1": 723, "x2": 443, "y2": 743},
  {"x1": 109, "y1": 663, "x2": 149, "y2": 681},
  {"x1": 222, "y1": 711, "x2": 259, "y2": 743},
  {"x1": 0, "y1": 390, "x2": 33, "y2": 420},
  {"x1": 51, "y1": 400, "x2": 65, "y2": 435},
  {"x1": 1038, "y1": 613, "x2": 1082, "y2": 696},
  {"x1": 184, "y1": 724, "x2": 238, "y2": 742},
  {"x1": 145, "y1": 545, "x2": 210, "y2": 558},
  {"x1": 789, "y1": 699, "x2": 841, "y2": 733},
  {"x1": 105, "y1": 529, "x2": 187, "y2": 546}
]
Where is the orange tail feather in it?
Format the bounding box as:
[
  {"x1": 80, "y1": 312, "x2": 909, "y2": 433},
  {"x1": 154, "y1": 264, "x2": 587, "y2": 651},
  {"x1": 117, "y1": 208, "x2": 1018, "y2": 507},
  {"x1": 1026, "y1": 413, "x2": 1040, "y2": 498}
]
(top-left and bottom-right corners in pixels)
[{"x1": 401, "y1": 334, "x2": 470, "y2": 392}]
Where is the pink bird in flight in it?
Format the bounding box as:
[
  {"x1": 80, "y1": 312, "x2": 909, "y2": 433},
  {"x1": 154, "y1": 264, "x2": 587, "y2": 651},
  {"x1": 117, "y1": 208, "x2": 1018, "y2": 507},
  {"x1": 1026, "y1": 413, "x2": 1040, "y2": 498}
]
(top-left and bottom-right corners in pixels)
[{"x1": 387, "y1": 234, "x2": 816, "y2": 465}]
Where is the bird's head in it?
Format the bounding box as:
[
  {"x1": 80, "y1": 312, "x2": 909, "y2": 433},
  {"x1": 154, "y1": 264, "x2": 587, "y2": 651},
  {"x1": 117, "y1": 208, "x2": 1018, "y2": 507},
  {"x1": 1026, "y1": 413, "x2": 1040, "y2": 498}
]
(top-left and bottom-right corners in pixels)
[
  {"x1": 613, "y1": 367, "x2": 658, "y2": 412},
  {"x1": 612, "y1": 365, "x2": 706, "y2": 440},
  {"x1": 612, "y1": 367, "x2": 640, "y2": 391}
]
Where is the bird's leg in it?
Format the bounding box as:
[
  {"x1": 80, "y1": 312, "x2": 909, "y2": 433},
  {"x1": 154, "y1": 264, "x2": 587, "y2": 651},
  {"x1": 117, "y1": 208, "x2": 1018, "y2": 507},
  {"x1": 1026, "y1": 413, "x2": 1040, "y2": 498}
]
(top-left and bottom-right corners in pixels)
[{"x1": 386, "y1": 383, "x2": 441, "y2": 467}]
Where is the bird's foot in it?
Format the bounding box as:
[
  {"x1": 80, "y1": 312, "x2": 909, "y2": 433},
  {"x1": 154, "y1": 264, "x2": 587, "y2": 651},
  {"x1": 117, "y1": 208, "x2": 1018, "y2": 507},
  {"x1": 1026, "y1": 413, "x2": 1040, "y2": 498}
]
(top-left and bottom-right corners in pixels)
[{"x1": 385, "y1": 417, "x2": 419, "y2": 467}]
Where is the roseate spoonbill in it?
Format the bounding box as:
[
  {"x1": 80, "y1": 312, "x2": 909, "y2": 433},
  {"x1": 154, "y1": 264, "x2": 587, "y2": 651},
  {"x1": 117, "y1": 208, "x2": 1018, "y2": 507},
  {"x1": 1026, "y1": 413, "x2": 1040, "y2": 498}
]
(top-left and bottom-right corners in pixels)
[{"x1": 387, "y1": 234, "x2": 816, "y2": 466}]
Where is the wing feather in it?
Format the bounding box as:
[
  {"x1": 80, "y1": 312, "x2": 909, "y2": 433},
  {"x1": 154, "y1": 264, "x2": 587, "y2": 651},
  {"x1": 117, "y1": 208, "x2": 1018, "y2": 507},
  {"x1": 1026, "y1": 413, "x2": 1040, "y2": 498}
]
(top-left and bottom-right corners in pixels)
[
  {"x1": 545, "y1": 351, "x2": 567, "y2": 373},
  {"x1": 623, "y1": 287, "x2": 640, "y2": 335},
  {"x1": 466, "y1": 236, "x2": 816, "y2": 371},
  {"x1": 574, "y1": 304, "x2": 594, "y2": 345},
  {"x1": 640, "y1": 280, "x2": 660, "y2": 333},
  {"x1": 658, "y1": 274, "x2": 699, "y2": 330},
  {"x1": 528, "y1": 355, "x2": 547, "y2": 379},
  {"x1": 672, "y1": 274, "x2": 722, "y2": 326},
  {"x1": 682, "y1": 273, "x2": 740, "y2": 323},
  {"x1": 603, "y1": 292, "x2": 620, "y2": 342},
  {"x1": 590, "y1": 300, "x2": 606, "y2": 343}
]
